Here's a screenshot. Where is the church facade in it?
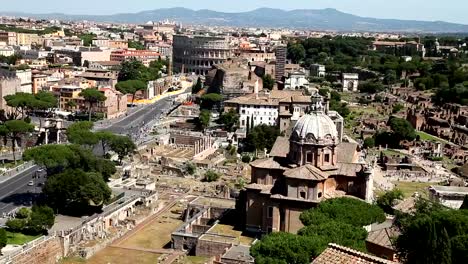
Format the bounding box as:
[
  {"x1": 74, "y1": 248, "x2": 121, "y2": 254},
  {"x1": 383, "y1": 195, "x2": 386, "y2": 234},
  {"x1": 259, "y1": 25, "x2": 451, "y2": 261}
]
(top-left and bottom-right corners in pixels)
[{"x1": 237, "y1": 94, "x2": 373, "y2": 234}]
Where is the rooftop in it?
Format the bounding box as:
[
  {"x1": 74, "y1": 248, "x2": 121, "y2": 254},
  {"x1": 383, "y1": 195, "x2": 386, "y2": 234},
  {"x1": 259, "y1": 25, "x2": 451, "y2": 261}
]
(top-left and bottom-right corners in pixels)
[{"x1": 312, "y1": 243, "x2": 396, "y2": 264}]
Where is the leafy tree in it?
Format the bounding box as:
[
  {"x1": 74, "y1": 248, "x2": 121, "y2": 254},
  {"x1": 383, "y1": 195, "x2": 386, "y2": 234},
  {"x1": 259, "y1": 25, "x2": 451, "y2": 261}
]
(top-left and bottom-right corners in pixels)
[
  {"x1": 218, "y1": 109, "x2": 239, "y2": 132},
  {"x1": 363, "y1": 137, "x2": 375, "y2": 149},
  {"x1": 66, "y1": 121, "x2": 99, "y2": 147},
  {"x1": 115, "y1": 79, "x2": 147, "y2": 105},
  {"x1": 192, "y1": 77, "x2": 203, "y2": 94},
  {"x1": 109, "y1": 135, "x2": 136, "y2": 164},
  {"x1": 4, "y1": 92, "x2": 35, "y2": 118},
  {"x1": 0, "y1": 120, "x2": 34, "y2": 163},
  {"x1": 241, "y1": 155, "x2": 251, "y2": 163},
  {"x1": 287, "y1": 43, "x2": 306, "y2": 63},
  {"x1": 118, "y1": 59, "x2": 146, "y2": 82},
  {"x1": 200, "y1": 93, "x2": 223, "y2": 110},
  {"x1": 23, "y1": 144, "x2": 80, "y2": 173},
  {"x1": 79, "y1": 33, "x2": 96, "y2": 47},
  {"x1": 244, "y1": 125, "x2": 280, "y2": 152},
  {"x1": 0, "y1": 229, "x2": 6, "y2": 251},
  {"x1": 43, "y1": 169, "x2": 112, "y2": 215},
  {"x1": 251, "y1": 232, "x2": 322, "y2": 264},
  {"x1": 262, "y1": 74, "x2": 275, "y2": 90},
  {"x1": 203, "y1": 170, "x2": 220, "y2": 182},
  {"x1": 79, "y1": 88, "x2": 106, "y2": 121},
  {"x1": 23, "y1": 144, "x2": 116, "y2": 180},
  {"x1": 389, "y1": 117, "x2": 416, "y2": 141},
  {"x1": 300, "y1": 197, "x2": 386, "y2": 227},
  {"x1": 28, "y1": 205, "x2": 55, "y2": 234},
  {"x1": 376, "y1": 189, "x2": 404, "y2": 214},
  {"x1": 392, "y1": 103, "x2": 405, "y2": 113},
  {"x1": 198, "y1": 110, "x2": 211, "y2": 130},
  {"x1": 128, "y1": 40, "x2": 145, "y2": 50},
  {"x1": 185, "y1": 163, "x2": 197, "y2": 175},
  {"x1": 96, "y1": 131, "x2": 116, "y2": 155},
  {"x1": 358, "y1": 81, "x2": 385, "y2": 94},
  {"x1": 298, "y1": 220, "x2": 368, "y2": 252},
  {"x1": 93, "y1": 158, "x2": 117, "y2": 181},
  {"x1": 6, "y1": 218, "x2": 27, "y2": 231},
  {"x1": 384, "y1": 69, "x2": 397, "y2": 85}
]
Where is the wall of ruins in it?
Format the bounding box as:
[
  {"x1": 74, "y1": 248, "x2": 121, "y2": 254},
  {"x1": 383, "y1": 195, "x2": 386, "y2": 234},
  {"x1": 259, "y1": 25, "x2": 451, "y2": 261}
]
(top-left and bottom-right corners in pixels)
[
  {"x1": 3, "y1": 236, "x2": 63, "y2": 264},
  {"x1": 196, "y1": 238, "x2": 232, "y2": 257}
]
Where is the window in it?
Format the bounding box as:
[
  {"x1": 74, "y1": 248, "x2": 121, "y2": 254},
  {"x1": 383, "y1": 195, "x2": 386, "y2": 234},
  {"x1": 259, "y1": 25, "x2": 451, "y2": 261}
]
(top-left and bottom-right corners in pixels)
[
  {"x1": 300, "y1": 191, "x2": 306, "y2": 199},
  {"x1": 241, "y1": 120, "x2": 245, "y2": 126},
  {"x1": 267, "y1": 207, "x2": 273, "y2": 218},
  {"x1": 241, "y1": 110, "x2": 245, "y2": 114},
  {"x1": 318, "y1": 192, "x2": 323, "y2": 198},
  {"x1": 306, "y1": 152, "x2": 313, "y2": 163},
  {"x1": 324, "y1": 154, "x2": 330, "y2": 163}
]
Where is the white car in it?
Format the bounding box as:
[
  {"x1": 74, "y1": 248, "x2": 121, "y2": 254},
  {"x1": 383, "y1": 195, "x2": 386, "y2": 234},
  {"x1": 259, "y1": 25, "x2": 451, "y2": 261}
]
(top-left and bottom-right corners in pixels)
[{"x1": 27, "y1": 181, "x2": 34, "y2": 186}]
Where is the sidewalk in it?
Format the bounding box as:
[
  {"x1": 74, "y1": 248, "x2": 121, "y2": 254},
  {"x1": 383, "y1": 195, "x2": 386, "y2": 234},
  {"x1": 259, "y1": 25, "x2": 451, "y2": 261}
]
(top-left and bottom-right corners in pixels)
[{"x1": 0, "y1": 161, "x2": 36, "y2": 184}]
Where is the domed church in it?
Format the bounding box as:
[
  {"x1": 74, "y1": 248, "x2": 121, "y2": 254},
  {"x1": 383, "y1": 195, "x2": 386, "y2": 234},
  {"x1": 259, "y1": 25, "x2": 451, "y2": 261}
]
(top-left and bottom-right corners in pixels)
[{"x1": 238, "y1": 93, "x2": 373, "y2": 234}]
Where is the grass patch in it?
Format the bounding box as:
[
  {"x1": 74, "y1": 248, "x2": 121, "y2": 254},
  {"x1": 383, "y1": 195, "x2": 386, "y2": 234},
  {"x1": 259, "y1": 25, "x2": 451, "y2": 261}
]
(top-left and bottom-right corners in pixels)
[
  {"x1": 59, "y1": 257, "x2": 86, "y2": 264},
  {"x1": 209, "y1": 224, "x2": 255, "y2": 245},
  {"x1": 6, "y1": 231, "x2": 40, "y2": 245},
  {"x1": 392, "y1": 181, "x2": 433, "y2": 198},
  {"x1": 86, "y1": 248, "x2": 161, "y2": 264},
  {"x1": 416, "y1": 131, "x2": 448, "y2": 143},
  {"x1": 182, "y1": 256, "x2": 211, "y2": 264},
  {"x1": 119, "y1": 203, "x2": 184, "y2": 249}
]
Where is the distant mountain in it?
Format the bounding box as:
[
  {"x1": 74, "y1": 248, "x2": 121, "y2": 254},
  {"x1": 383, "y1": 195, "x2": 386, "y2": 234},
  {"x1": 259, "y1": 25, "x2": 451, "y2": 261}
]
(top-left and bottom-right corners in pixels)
[{"x1": 2, "y1": 7, "x2": 468, "y2": 33}]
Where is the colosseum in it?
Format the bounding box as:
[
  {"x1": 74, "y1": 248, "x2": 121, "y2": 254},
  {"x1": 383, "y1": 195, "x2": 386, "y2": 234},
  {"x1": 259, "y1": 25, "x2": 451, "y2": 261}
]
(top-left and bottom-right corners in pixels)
[{"x1": 173, "y1": 35, "x2": 234, "y2": 75}]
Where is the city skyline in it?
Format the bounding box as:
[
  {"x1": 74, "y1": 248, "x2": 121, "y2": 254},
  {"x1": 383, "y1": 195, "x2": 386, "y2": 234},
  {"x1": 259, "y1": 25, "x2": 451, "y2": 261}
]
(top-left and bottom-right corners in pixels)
[{"x1": 2, "y1": 0, "x2": 468, "y2": 25}]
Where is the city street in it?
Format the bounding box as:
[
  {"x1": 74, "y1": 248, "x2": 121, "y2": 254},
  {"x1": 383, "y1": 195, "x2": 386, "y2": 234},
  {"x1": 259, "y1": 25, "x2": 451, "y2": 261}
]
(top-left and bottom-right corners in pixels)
[
  {"x1": 96, "y1": 96, "x2": 175, "y2": 140},
  {"x1": 0, "y1": 165, "x2": 45, "y2": 215}
]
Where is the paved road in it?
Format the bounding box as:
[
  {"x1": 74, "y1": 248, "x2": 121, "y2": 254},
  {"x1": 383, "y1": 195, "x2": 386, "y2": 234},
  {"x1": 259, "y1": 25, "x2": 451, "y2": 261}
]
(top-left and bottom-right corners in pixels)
[
  {"x1": 0, "y1": 165, "x2": 46, "y2": 215},
  {"x1": 97, "y1": 97, "x2": 175, "y2": 140}
]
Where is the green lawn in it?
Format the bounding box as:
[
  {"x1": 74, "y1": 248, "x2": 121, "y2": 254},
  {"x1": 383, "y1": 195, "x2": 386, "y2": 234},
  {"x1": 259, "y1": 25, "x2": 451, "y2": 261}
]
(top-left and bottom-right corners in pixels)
[
  {"x1": 416, "y1": 131, "x2": 449, "y2": 144},
  {"x1": 392, "y1": 181, "x2": 433, "y2": 198},
  {"x1": 6, "y1": 231, "x2": 40, "y2": 245}
]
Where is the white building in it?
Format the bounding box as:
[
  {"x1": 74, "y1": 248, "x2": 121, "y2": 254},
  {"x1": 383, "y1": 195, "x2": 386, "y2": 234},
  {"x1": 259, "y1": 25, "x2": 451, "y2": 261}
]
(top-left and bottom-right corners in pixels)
[
  {"x1": 429, "y1": 185, "x2": 468, "y2": 209},
  {"x1": 284, "y1": 71, "x2": 309, "y2": 90},
  {"x1": 310, "y1": 64, "x2": 326, "y2": 77},
  {"x1": 342, "y1": 73, "x2": 359, "y2": 92},
  {"x1": 239, "y1": 102, "x2": 278, "y2": 129},
  {"x1": 0, "y1": 46, "x2": 15, "y2": 57}
]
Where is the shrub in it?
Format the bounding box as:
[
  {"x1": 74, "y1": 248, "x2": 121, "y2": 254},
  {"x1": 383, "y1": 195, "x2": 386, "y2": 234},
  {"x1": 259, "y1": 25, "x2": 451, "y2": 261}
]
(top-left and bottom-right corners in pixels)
[
  {"x1": 204, "y1": 170, "x2": 221, "y2": 182},
  {"x1": 241, "y1": 155, "x2": 251, "y2": 163}
]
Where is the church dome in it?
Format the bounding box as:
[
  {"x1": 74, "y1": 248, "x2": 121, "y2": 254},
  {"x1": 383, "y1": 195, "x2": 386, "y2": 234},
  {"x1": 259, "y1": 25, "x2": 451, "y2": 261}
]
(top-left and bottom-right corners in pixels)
[{"x1": 292, "y1": 113, "x2": 338, "y2": 143}]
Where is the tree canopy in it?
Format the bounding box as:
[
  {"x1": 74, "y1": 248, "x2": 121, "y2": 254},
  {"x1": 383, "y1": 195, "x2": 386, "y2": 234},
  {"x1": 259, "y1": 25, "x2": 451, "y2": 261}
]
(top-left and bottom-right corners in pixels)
[
  {"x1": 244, "y1": 125, "x2": 281, "y2": 152},
  {"x1": 200, "y1": 93, "x2": 223, "y2": 110},
  {"x1": 396, "y1": 199, "x2": 468, "y2": 264},
  {"x1": 251, "y1": 198, "x2": 386, "y2": 264},
  {"x1": 79, "y1": 88, "x2": 106, "y2": 121},
  {"x1": 109, "y1": 135, "x2": 136, "y2": 164},
  {"x1": 115, "y1": 79, "x2": 147, "y2": 105},
  {"x1": 218, "y1": 109, "x2": 239, "y2": 132},
  {"x1": 262, "y1": 74, "x2": 275, "y2": 90},
  {"x1": 44, "y1": 169, "x2": 112, "y2": 215}
]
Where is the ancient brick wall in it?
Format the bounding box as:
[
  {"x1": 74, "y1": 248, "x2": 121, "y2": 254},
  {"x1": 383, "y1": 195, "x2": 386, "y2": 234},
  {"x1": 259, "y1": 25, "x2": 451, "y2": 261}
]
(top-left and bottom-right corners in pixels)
[{"x1": 10, "y1": 237, "x2": 63, "y2": 264}]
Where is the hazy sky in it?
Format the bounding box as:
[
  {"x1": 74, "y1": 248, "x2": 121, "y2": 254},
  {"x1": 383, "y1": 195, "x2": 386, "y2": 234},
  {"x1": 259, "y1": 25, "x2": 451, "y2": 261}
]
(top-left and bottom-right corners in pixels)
[{"x1": 3, "y1": 0, "x2": 468, "y2": 24}]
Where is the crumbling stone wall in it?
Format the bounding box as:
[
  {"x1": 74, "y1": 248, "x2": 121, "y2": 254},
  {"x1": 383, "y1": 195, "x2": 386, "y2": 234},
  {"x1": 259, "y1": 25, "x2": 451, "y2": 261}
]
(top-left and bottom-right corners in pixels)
[{"x1": 10, "y1": 236, "x2": 63, "y2": 264}]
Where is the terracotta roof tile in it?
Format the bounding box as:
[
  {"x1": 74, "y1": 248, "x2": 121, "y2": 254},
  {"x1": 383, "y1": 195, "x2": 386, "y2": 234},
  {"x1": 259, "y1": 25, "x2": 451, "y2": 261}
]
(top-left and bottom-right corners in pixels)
[{"x1": 312, "y1": 243, "x2": 396, "y2": 264}]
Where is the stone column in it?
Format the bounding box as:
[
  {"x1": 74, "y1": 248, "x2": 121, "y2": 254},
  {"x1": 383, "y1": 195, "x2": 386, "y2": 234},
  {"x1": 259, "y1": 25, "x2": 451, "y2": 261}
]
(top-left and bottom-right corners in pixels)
[
  {"x1": 363, "y1": 166, "x2": 374, "y2": 203},
  {"x1": 45, "y1": 129, "x2": 49, "y2": 145},
  {"x1": 56, "y1": 130, "x2": 60, "y2": 144}
]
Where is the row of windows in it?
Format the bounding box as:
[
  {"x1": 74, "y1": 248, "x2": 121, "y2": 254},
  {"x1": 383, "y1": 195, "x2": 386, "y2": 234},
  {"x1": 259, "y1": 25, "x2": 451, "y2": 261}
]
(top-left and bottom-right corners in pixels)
[{"x1": 241, "y1": 110, "x2": 277, "y2": 116}]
